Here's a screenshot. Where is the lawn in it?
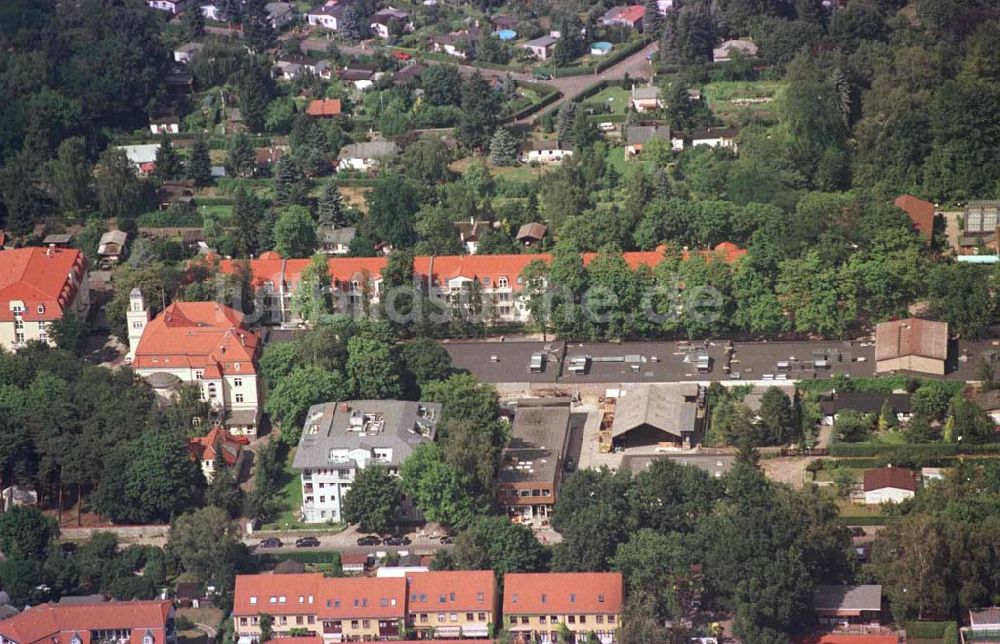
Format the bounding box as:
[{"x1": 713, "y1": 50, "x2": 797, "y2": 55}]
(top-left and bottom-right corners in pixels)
[
  {"x1": 835, "y1": 498, "x2": 885, "y2": 518},
  {"x1": 702, "y1": 80, "x2": 786, "y2": 122},
  {"x1": 585, "y1": 85, "x2": 632, "y2": 115},
  {"x1": 449, "y1": 157, "x2": 558, "y2": 184},
  {"x1": 264, "y1": 447, "x2": 302, "y2": 530}
]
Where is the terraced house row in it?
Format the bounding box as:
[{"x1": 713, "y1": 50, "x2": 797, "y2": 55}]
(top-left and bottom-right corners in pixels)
[
  {"x1": 232, "y1": 571, "x2": 624, "y2": 644},
  {"x1": 217, "y1": 244, "x2": 746, "y2": 326}
]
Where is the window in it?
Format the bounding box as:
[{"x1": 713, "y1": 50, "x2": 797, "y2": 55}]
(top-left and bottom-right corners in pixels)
[
  {"x1": 438, "y1": 614, "x2": 446, "y2": 622},
  {"x1": 240, "y1": 618, "x2": 248, "y2": 626},
  {"x1": 250, "y1": 596, "x2": 257, "y2": 605},
  {"x1": 466, "y1": 613, "x2": 474, "y2": 621},
  {"x1": 596, "y1": 616, "x2": 604, "y2": 624},
  {"x1": 498, "y1": 276, "x2": 509, "y2": 288},
  {"x1": 540, "y1": 617, "x2": 547, "y2": 625},
  {"x1": 511, "y1": 594, "x2": 518, "y2": 604},
  {"x1": 207, "y1": 383, "x2": 218, "y2": 399},
  {"x1": 478, "y1": 613, "x2": 486, "y2": 622},
  {"x1": 236, "y1": 393, "x2": 245, "y2": 403},
  {"x1": 234, "y1": 362, "x2": 241, "y2": 371},
  {"x1": 11, "y1": 304, "x2": 22, "y2": 314},
  {"x1": 362, "y1": 620, "x2": 370, "y2": 628},
  {"x1": 132, "y1": 320, "x2": 144, "y2": 329},
  {"x1": 14, "y1": 320, "x2": 23, "y2": 330},
  {"x1": 551, "y1": 616, "x2": 558, "y2": 623},
  {"x1": 568, "y1": 616, "x2": 576, "y2": 624},
  {"x1": 450, "y1": 613, "x2": 458, "y2": 622},
  {"x1": 420, "y1": 614, "x2": 428, "y2": 623},
  {"x1": 598, "y1": 594, "x2": 605, "y2": 603},
  {"x1": 234, "y1": 377, "x2": 243, "y2": 387},
  {"x1": 278, "y1": 616, "x2": 287, "y2": 625},
  {"x1": 580, "y1": 616, "x2": 586, "y2": 624},
  {"x1": 296, "y1": 616, "x2": 303, "y2": 625},
  {"x1": 520, "y1": 616, "x2": 529, "y2": 625},
  {"x1": 439, "y1": 594, "x2": 447, "y2": 603},
  {"x1": 195, "y1": 371, "x2": 204, "y2": 380},
  {"x1": 450, "y1": 592, "x2": 456, "y2": 601},
  {"x1": 142, "y1": 634, "x2": 153, "y2": 644},
  {"x1": 608, "y1": 616, "x2": 616, "y2": 624},
  {"x1": 36, "y1": 304, "x2": 45, "y2": 315},
  {"x1": 308, "y1": 616, "x2": 315, "y2": 625},
  {"x1": 476, "y1": 592, "x2": 485, "y2": 602},
  {"x1": 570, "y1": 594, "x2": 576, "y2": 603},
  {"x1": 350, "y1": 621, "x2": 358, "y2": 629},
  {"x1": 15, "y1": 332, "x2": 25, "y2": 344},
  {"x1": 541, "y1": 594, "x2": 547, "y2": 604}
]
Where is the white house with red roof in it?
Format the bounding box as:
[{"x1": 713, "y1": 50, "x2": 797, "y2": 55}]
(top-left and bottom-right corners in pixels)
[
  {"x1": 187, "y1": 426, "x2": 250, "y2": 481},
  {"x1": 0, "y1": 246, "x2": 90, "y2": 351},
  {"x1": 126, "y1": 291, "x2": 262, "y2": 436},
  {"x1": 0, "y1": 600, "x2": 175, "y2": 644}
]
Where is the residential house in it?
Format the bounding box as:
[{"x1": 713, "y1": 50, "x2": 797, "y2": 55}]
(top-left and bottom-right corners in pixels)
[
  {"x1": 127, "y1": 294, "x2": 263, "y2": 436},
  {"x1": 217, "y1": 244, "x2": 747, "y2": 327},
  {"x1": 340, "y1": 63, "x2": 376, "y2": 89},
  {"x1": 156, "y1": 180, "x2": 197, "y2": 210},
  {"x1": 599, "y1": 5, "x2": 645, "y2": 28},
  {"x1": 97, "y1": 230, "x2": 128, "y2": 265},
  {"x1": 306, "y1": 2, "x2": 349, "y2": 29},
  {"x1": 174, "y1": 42, "x2": 203, "y2": 64},
  {"x1": 149, "y1": 115, "x2": 180, "y2": 134},
  {"x1": 306, "y1": 98, "x2": 343, "y2": 118},
  {"x1": 968, "y1": 608, "x2": 1000, "y2": 635},
  {"x1": 432, "y1": 28, "x2": 480, "y2": 59},
  {"x1": 187, "y1": 426, "x2": 250, "y2": 481},
  {"x1": 42, "y1": 234, "x2": 73, "y2": 247},
  {"x1": 813, "y1": 585, "x2": 882, "y2": 627},
  {"x1": 200, "y1": 3, "x2": 222, "y2": 20},
  {"x1": 370, "y1": 8, "x2": 411, "y2": 38},
  {"x1": 497, "y1": 399, "x2": 572, "y2": 523},
  {"x1": 623, "y1": 453, "x2": 735, "y2": 478},
  {"x1": 515, "y1": 223, "x2": 547, "y2": 247},
  {"x1": 625, "y1": 125, "x2": 682, "y2": 158},
  {"x1": 117, "y1": 144, "x2": 160, "y2": 175},
  {"x1": 317, "y1": 226, "x2": 357, "y2": 255},
  {"x1": 522, "y1": 141, "x2": 573, "y2": 164},
  {"x1": 175, "y1": 582, "x2": 211, "y2": 609},
  {"x1": 406, "y1": 571, "x2": 496, "y2": 638},
  {"x1": 393, "y1": 63, "x2": 425, "y2": 85},
  {"x1": 454, "y1": 219, "x2": 493, "y2": 254},
  {"x1": 689, "y1": 127, "x2": 739, "y2": 149},
  {"x1": 232, "y1": 574, "x2": 406, "y2": 641},
  {"x1": 503, "y1": 572, "x2": 624, "y2": 644},
  {"x1": 0, "y1": 247, "x2": 90, "y2": 352},
  {"x1": 340, "y1": 553, "x2": 371, "y2": 575},
  {"x1": 874, "y1": 317, "x2": 948, "y2": 375},
  {"x1": 292, "y1": 400, "x2": 440, "y2": 523},
  {"x1": 0, "y1": 600, "x2": 176, "y2": 644},
  {"x1": 961, "y1": 201, "x2": 1000, "y2": 251},
  {"x1": 148, "y1": 0, "x2": 185, "y2": 13},
  {"x1": 630, "y1": 86, "x2": 662, "y2": 112},
  {"x1": 492, "y1": 14, "x2": 517, "y2": 30},
  {"x1": 255, "y1": 147, "x2": 285, "y2": 175},
  {"x1": 969, "y1": 388, "x2": 1000, "y2": 424},
  {"x1": 165, "y1": 69, "x2": 194, "y2": 95},
  {"x1": 265, "y1": 2, "x2": 296, "y2": 28},
  {"x1": 276, "y1": 55, "x2": 323, "y2": 80},
  {"x1": 611, "y1": 384, "x2": 700, "y2": 450},
  {"x1": 712, "y1": 38, "x2": 758, "y2": 62},
  {"x1": 894, "y1": 194, "x2": 935, "y2": 244},
  {"x1": 520, "y1": 36, "x2": 558, "y2": 60},
  {"x1": 337, "y1": 141, "x2": 399, "y2": 172},
  {"x1": 819, "y1": 392, "x2": 912, "y2": 425},
  {"x1": 863, "y1": 468, "x2": 917, "y2": 505}
]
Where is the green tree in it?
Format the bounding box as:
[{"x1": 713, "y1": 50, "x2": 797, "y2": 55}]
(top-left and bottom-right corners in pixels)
[
  {"x1": 48, "y1": 137, "x2": 94, "y2": 216},
  {"x1": 154, "y1": 131, "x2": 182, "y2": 182},
  {"x1": 238, "y1": 64, "x2": 273, "y2": 133},
  {"x1": 317, "y1": 183, "x2": 349, "y2": 228},
  {"x1": 452, "y1": 516, "x2": 544, "y2": 574},
  {"x1": 400, "y1": 338, "x2": 452, "y2": 387},
  {"x1": 401, "y1": 139, "x2": 454, "y2": 185},
  {"x1": 400, "y1": 444, "x2": 488, "y2": 529},
  {"x1": 347, "y1": 335, "x2": 403, "y2": 399},
  {"x1": 365, "y1": 174, "x2": 419, "y2": 248},
  {"x1": 0, "y1": 506, "x2": 58, "y2": 561},
  {"x1": 950, "y1": 398, "x2": 996, "y2": 445},
  {"x1": 96, "y1": 148, "x2": 142, "y2": 222},
  {"x1": 927, "y1": 263, "x2": 994, "y2": 338},
  {"x1": 168, "y1": 506, "x2": 247, "y2": 595},
  {"x1": 489, "y1": 128, "x2": 518, "y2": 167},
  {"x1": 273, "y1": 205, "x2": 317, "y2": 257},
  {"x1": 613, "y1": 529, "x2": 689, "y2": 621},
  {"x1": 205, "y1": 451, "x2": 244, "y2": 519},
  {"x1": 290, "y1": 253, "x2": 334, "y2": 323},
  {"x1": 457, "y1": 72, "x2": 500, "y2": 152},
  {"x1": 181, "y1": 4, "x2": 205, "y2": 39},
  {"x1": 266, "y1": 366, "x2": 353, "y2": 443},
  {"x1": 226, "y1": 133, "x2": 256, "y2": 179},
  {"x1": 912, "y1": 384, "x2": 952, "y2": 421},
  {"x1": 341, "y1": 466, "x2": 403, "y2": 533},
  {"x1": 834, "y1": 409, "x2": 872, "y2": 443},
  {"x1": 757, "y1": 387, "x2": 798, "y2": 445},
  {"x1": 421, "y1": 66, "x2": 463, "y2": 106},
  {"x1": 829, "y1": 466, "x2": 856, "y2": 497},
  {"x1": 186, "y1": 135, "x2": 212, "y2": 187},
  {"x1": 49, "y1": 314, "x2": 89, "y2": 356},
  {"x1": 273, "y1": 156, "x2": 307, "y2": 206},
  {"x1": 242, "y1": 0, "x2": 275, "y2": 52},
  {"x1": 232, "y1": 188, "x2": 268, "y2": 257}
]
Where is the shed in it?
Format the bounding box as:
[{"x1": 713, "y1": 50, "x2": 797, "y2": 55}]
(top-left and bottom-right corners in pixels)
[{"x1": 611, "y1": 385, "x2": 698, "y2": 449}]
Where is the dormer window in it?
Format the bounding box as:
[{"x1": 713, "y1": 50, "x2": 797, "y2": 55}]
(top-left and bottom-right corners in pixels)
[
  {"x1": 71, "y1": 635, "x2": 82, "y2": 644},
  {"x1": 36, "y1": 304, "x2": 45, "y2": 315},
  {"x1": 250, "y1": 596, "x2": 257, "y2": 605},
  {"x1": 234, "y1": 362, "x2": 241, "y2": 371},
  {"x1": 498, "y1": 276, "x2": 509, "y2": 288},
  {"x1": 143, "y1": 631, "x2": 154, "y2": 644},
  {"x1": 11, "y1": 304, "x2": 23, "y2": 314}
]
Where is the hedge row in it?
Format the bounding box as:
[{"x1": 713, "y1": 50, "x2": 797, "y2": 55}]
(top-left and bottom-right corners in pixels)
[
  {"x1": 255, "y1": 551, "x2": 337, "y2": 564},
  {"x1": 905, "y1": 621, "x2": 952, "y2": 639},
  {"x1": 829, "y1": 442, "x2": 1000, "y2": 458},
  {"x1": 506, "y1": 84, "x2": 562, "y2": 123},
  {"x1": 593, "y1": 38, "x2": 650, "y2": 74},
  {"x1": 137, "y1": 210, "x2": 203, "y2": 227},
  {"x1": 798, "y1": 375, "x2": 966, "y2": 397},
  {"x1": 553, "y1": 65, "x2": 596, "y2": 78},
  {"x1": 587, "y1": 113, "x2": 627, "y2": 124}
]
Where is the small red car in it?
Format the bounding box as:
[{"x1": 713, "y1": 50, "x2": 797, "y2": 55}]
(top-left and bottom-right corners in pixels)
[{"x1": 393, "y1": 51, "x2": 412, "y2": 60}]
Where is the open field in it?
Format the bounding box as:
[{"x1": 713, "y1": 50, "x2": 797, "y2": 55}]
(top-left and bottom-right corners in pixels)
[{"x1": 703, "y1": 80, "x2": 785, "y2": 121}]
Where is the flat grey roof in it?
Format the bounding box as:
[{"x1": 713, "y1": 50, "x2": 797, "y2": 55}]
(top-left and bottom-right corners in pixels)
[
  {"x1": 814, "y1": 585, "x2": 882, "y2": 612},
  {"x1": 292, "y1": 400, "x2": 441, "y2": 470},
  {"x1": 623, "y1": 453, "x2": 735, "y2": 478},
  {"x1": 498, "y1": 399, "x2": 571, "y2": 484}
]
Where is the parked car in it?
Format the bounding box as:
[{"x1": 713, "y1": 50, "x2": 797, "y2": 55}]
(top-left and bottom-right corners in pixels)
[
  {"x1": 383, "y1": 536, "x2": 412, "y2": 546},
  {"x1": 295, "y1": 536, "x2": 321, "y2": 548},
  {"x1": 357, "y1": 535, "x2": 381, "y2": 546},
  {"x1": 259, "y1": 537, "x2": 283, "y2": 548}
]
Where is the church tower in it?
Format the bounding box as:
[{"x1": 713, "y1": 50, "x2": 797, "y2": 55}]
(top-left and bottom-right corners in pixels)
[{"x1": 126, "y1": 287, "x2": 150, "y2": 353}]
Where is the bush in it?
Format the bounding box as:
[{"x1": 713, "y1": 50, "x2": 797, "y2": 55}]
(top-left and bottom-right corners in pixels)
[
  {"x1": 904, "y1": 621, "x2": 951, "y2": 639},
  {"x1": 136, "y1": 210, "x2": 203, "y2": 228},
  {"x1": 174, "y1": 615, "x2": 194, "y2": 631},
  {"x1": 834, "y1": 515, "x2": 893, "y2": 526}
]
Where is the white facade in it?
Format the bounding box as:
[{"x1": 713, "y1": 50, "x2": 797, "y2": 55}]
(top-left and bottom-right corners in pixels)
[
  {"x1": 523, "y1": 148, "x2": 573, "y2": 164},
  {"x1": 148, "y1": 0, "x2": 185, "y2": 13},
  {"x1": 0, "y1": 257, "x2": 90, "y2": 352},
  {"x1": 150, "y1": 121, "x2": 180, "y2": 134},
  {"x1": 863, "y1": 486, "x2": 915, "y2": 505},
  {"x1": 307, "y1": 11, "x2": 339, "y2": 29}
]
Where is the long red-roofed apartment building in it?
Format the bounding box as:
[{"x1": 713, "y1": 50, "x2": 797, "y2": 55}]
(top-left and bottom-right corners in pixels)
[
  {"x1": 233, "y1": 572, "x2": 497, "y2": 643},
  {"x1": 0, "y1": 600, "x2": 175, "y2": 644},
  {"x1": 217, "y1": 245, "x2": 747, "y2": 327},
  {"x1": 126, "y1": 291, "x2": 262, "y2": 436},
  {"x1": 503, "y1": 573, "x2": 624, "y2": 644},
  {"x1": 0, "y1": 246, "x2": 90, "y2": 351}
]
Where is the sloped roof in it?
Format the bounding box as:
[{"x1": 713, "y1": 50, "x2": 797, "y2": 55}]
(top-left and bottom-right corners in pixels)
[
  {"x1": 233, "y1": 574, "x2": 406, "y2": 619},
  {"x1": 894, "y1": 195, "x2": 935, "y2": 242},
  {"x1": 406, "y1": 571, "x2": 496, "y2": 613},
  {"x1": 627, "y1": 125, "x2": 670, "y2": 145},
  {"x1": 503, "y1": 573, "x2": 623, "y2": 615},
  {"x1": 338, "y1": 142, "x2": 399, "y2": 160},
  {"x1": 813, "y1": 585, "x2": 882, "y2": 612},
  {"x1": 0, "y1": 601, "x2": 172, "y2": 644},
  {"x1": 187, "y1": 426, "x2": 248, "y2": 466},
  {"x1": 306, "y1": 99, "x2": 342, "y2": 117},
  {"x1": 611, "y1": 385, "x2": 697, "y2": 438},
  {"x1": 875, "y1": 318, "x2": 948, "y2": 362},
  {"x1": 0, "y1": 247, "x2": 86, "y2": 322},
  {"x1": 863, "y1": 468, "x2": 917, "y2": 492},
  {"x1": 516, "y1": 222, "x2": 547, "y2": 241}
]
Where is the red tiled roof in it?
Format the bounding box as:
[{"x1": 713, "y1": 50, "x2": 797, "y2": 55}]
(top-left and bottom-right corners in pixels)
[
  {"x1": 0, "y1": 247, "x2": 87, "y2": 322},
  {"x1": 233, "y1": 574, "x2": 406, "y2": 620},
  {"x1": 133, "y1": 301, "x2": 260, "y2": 375},
  {"x1": 615, "y1": 4, "x2": 646, "y2": 23},
  {"x1": 187, "y1": 426, "x2": 248, "y2": 465},
  {"x1": 306, "y1": 99, "x2": 342, "y2": 117},
  {"x1": 219, "y1": 245, "x2": 746, "y2": 293},
  {"x1": 894, "y1": 194, "x2": 935, "y2": 242},
  {"x1": 503, "y1": 573, "x2": 623, "y2": 615},
  {"x1": 863, "y1": 467, "x2": 917, "y2": 493},
  {"x1": 406, "y1": 571, "x2": 496, "y2": 613},
  {"x1": 0, "y1": 601, "x2": 172, "y2": 644},
  {"x1": 875, "y1": 318, "x2": 948, "y2": 362}
]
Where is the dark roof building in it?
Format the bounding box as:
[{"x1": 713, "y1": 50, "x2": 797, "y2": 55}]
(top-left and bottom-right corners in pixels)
[{"x1": 820, "y1": 392, "x2": 912, "y2": 417}]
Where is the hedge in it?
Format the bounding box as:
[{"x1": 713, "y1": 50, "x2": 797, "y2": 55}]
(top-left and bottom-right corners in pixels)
[
  {"x1": 835, "y1": 515, "x2": 893, "y2": 526},
  {"x1": 137, "y1": 210, "x2": 203, "y2": 228},
  {"x1": 255, "y1": 551, "x2": 336, "y2": 564},
  {"x1": 905, "y1": 621, "x2": 952, "y2": 639},
  {"x1": 828, "y1": 442, "x2": 1000, "y2": 459},
  {"x1": 797, "y1": 376, "x2": 966, "y2": 397},
  {"x1": 506, "y1": 83, "x2": 561, "y2": 123},
  {"x1": 587, "y1": 113, "x2": 627, "y2": 124},
  {"x1": 554, "y1": 65, "x2": 596, "y2": 78},
  {"x1": 593, "y1": 38, "x2": 650, "y2": 74},
  {"x1": 332, "y1": 177, "x2": 379, "y2": 187}
]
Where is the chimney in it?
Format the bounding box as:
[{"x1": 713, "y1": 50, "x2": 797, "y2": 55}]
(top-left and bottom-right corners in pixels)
[{"x1": 46, "y1": 244, "x2": 55, "y2": 256}]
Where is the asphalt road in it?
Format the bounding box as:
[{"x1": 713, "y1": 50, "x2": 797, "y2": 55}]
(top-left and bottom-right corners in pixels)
[{"x1": 299, "y1": 37, "x2": 659, "y2": 123}]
